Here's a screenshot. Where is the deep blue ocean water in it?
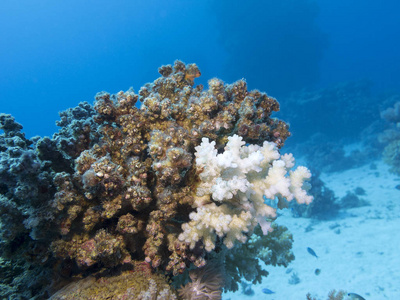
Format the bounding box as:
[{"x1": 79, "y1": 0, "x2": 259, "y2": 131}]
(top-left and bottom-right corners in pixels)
[
  {"x1": 1, "y1": 0, "x2": 400, "y2": 138},
  {"x1": 1, "y1": 1, "x2": 400, "y2": 299}
]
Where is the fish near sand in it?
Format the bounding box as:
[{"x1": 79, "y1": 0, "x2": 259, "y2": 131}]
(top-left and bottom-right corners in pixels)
[
  {"x1": 262, "y1": 288, "x2": 275, "y2": 294},
  {"x1": 347, "y1": 292, "x2": 366, "y2": 300},
  {"x1": 307, "y1": 247, "x2": 318, "y2": 258}
]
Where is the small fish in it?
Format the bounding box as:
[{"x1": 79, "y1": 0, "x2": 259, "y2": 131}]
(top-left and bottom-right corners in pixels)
[
  {"x1": 347, "y1": 292, "x2": 366, "y2": 300},
  {"x1": 262, "y1": 288, "x2": 275, "y2": 294},
  {"x1": 307, "y1": 247, "x2": 318, "y2": 258}
]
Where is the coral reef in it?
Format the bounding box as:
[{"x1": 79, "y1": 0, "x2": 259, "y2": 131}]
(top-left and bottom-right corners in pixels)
[
  {"x1": 0, "y1": 113, "x2": 56, "y2": 299},
  {"x1": 339, "y1": 191, "x2": 369, "y2": 208},
  {"x1": 222, "y1": 224, "x2": 295, "y2": 291},
  {"x1": 291, "y1": 170, "x2": 340, "y2": 219},
  {"x1": 291, "y1": 172, "x2": 369, "y2": 220},
  {"x1": 382, "y1": 140, "x2": 400, "y2": 175},
  {"x1": 36, "y1": 101, "x2": 99, "y2": 173},
  {"x1": 306, "y1": 290, "x2": 346, "y2": 300},
  {"x1": 0, "y1": 61, "x2": 313, "y2": 298},
  {"x1": 379, "y1": 100, "x2": 400, "y2": 175}
]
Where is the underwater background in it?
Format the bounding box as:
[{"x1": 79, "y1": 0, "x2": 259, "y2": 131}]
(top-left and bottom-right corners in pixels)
[
  {"x1": 2, "y1": 0, "x2": 400, "y2": 138},
  {"x1": 1, "y1": 0, "x2": 400, "y2": 299}
]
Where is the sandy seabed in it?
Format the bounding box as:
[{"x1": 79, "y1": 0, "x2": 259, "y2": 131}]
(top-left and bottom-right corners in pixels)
[{"x1": 224, "y1": 160, "x2": 400, "y2": 300}]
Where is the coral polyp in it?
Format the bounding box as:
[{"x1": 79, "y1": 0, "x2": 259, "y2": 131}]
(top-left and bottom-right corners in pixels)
[{"x1": 178, "y1": 263, "x2": 224, "y2": 300}]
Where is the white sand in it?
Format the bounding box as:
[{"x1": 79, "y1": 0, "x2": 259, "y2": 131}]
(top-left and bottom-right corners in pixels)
[{"x1": 224, "y1": 160, "x2": 400, "y2": 299}]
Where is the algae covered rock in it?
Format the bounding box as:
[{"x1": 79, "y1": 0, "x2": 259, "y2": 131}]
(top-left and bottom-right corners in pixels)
[{"x1": 50, "y1": 261, "x2": 176, "y2": 300}]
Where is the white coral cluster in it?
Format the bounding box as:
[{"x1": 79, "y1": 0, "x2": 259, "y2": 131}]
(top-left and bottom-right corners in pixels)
[{"x1": 179, "y1": 134, "x2": 312, "y2": 251}]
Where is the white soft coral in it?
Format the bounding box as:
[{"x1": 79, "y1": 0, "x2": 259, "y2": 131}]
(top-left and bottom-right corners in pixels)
[{"x1": 179, "y1": 134, "x2": 313, "y2": 251}]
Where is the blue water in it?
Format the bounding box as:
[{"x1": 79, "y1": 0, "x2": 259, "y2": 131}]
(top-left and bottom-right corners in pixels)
[
  {"x1": 2, "y1": 0, "x2": 400, "y2": 138},
  {"x1": 1, "y1": 1, "x2": 400, "y2": 299}
]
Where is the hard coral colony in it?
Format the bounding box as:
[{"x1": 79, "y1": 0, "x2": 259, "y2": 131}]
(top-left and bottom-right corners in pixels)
[{"x1": 0, "y1": 60, "x2": 312, "y2": 299}]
